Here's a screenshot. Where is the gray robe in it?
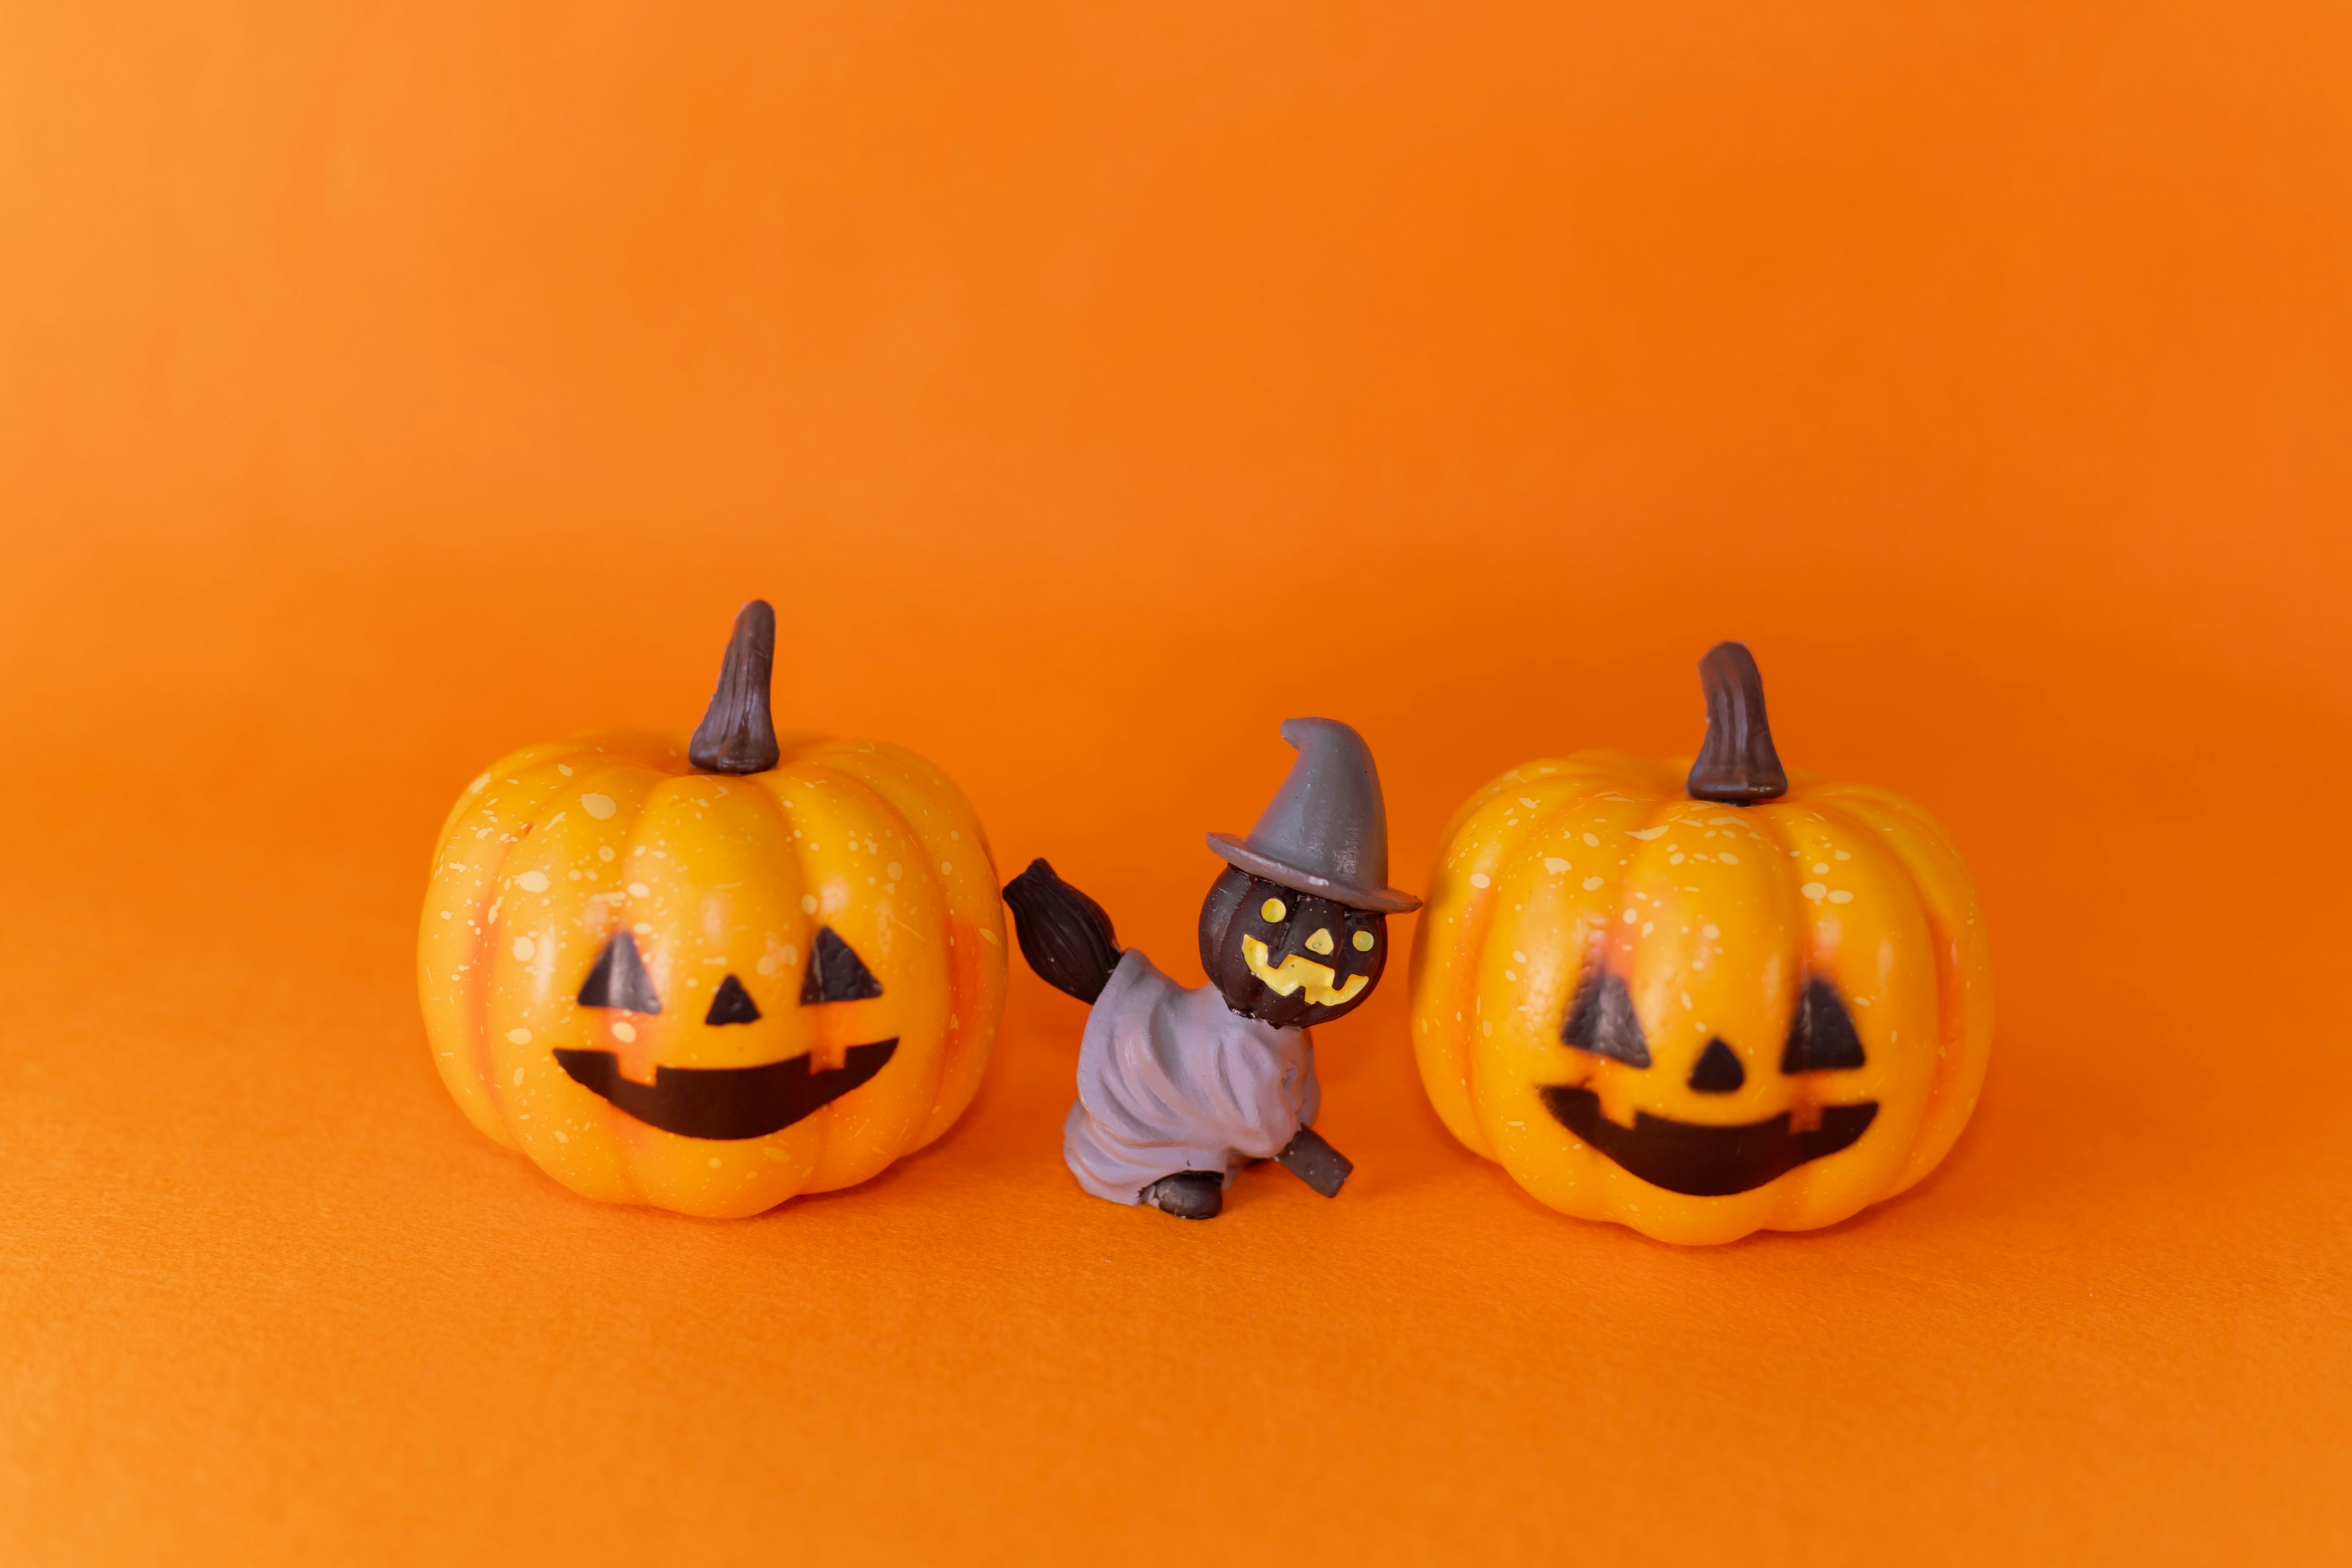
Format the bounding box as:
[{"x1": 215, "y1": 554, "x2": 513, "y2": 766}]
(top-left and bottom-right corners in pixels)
[{"x1": 1063, "y1": 948, "x2": 1320, "y2": 1204}]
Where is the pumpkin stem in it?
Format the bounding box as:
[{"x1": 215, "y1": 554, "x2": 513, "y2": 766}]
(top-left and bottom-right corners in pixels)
[
  {"x1": 1686, "y1": 641, "x2": 1788, "y2": 804},
  {"x1": 688, "y1": 600, "x2": 782, "y2": 775}
]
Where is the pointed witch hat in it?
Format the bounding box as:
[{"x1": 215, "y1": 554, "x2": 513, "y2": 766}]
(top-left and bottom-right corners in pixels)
[{"x1": 1207, "y1": 718, "x2": 1421, "y2": 913}]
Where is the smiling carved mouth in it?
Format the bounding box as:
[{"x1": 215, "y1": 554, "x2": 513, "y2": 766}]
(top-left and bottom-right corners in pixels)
[
  {"x1": 553, "y1": 1039, "x2": 899, "y2": 1140},
  {"x1": 1537, "y1": 1085, "x2": 1879, "y2": 1197},
  {"x1": 1240, "y1": 935, "x2": 1369, "y2": 1008}
]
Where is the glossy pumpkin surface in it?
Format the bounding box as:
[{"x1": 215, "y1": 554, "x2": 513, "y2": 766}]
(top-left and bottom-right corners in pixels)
[
  {"x1": 1408, "y1": 747, "x2": 1990, "y2": 1245},
  {"x1": 420, "y1": 728, "x2": 1005, "y2": 1218}
]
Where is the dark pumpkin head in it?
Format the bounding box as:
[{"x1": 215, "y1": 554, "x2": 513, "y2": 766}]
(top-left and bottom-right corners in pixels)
[{"x1": 1197, "y1": 865, "x2": 1389, "y2": 1030}]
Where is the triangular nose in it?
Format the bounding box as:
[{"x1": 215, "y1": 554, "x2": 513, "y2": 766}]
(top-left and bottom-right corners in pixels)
[{"x1": 1688, "y1": 1036, "x2": 1745, "y2": 1093}]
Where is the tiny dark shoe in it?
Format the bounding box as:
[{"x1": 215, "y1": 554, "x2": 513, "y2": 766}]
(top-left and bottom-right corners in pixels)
[{"x1": 1142, "y1": 1170, "x2": 1224, "y2": 1219}]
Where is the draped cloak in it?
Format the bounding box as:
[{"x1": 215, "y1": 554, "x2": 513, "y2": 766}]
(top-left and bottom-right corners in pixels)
[{"x1": 1062, "y1": 948, "x2": 1320, "y2": 1204}]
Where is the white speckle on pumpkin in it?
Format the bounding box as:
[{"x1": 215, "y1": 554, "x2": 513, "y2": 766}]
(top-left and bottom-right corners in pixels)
[
  {"x1": 1802, "y1": 883, "x2": 1828, "y2": 901},
  {"x1": 1681, "y1": 992, "x2": 1694, "y2": 1009},
  {"x1": 1623, "y1": 910, "x2": 1638, "y2": 924},
  {"x1": 1703, "y1": 924, "x2": 1721, "y2": 939},
  {"x1": 979, "y1": 928, "x2": 998, "y2": 944},
  {"x1": 1544, "y1": 857, "x2": 1570, "y2": 874},
  {"x1": 801, "y1": 895, "x2": 818, "y2": 915},
  {"x1": 1481, "y1": 1020, "x2": 1493, "y2": 1036},
  {"x1": 582, "y1": 794, "x2": 617, "y2": 820},
  {"x1": 888, "y1": 861, "x2": 903, "y2": 881},
  {"x1": 1583, "y1": 876, "x2": 1605, "y2": 891},
  {"x1": 627, "y1": 882, "x2": 650, "y2": 898},
  {"x1": 1504, "y1": 970, "x2": 1518, "y2": 981},
  {"x1": 1828, "y1": 889, "x2": 1854, "y2": 904},
  {"x1": 598, "y1": 846, "x2": 615, "y2": 862},
  {"x1": 553, "y1": 1129, "x2": 568, "y2": 1144},
  {"x1": 1719, "y1": 853, "x2": 1739, "y2": 865},
  {"x1": 1469, "y1": 872, "x2": 1491, "y2": 889},
  {"x1": 707, "y1": 1156, "x2": 722, "y2": 1169},
  {"x1": 1835, "y1": 850, "x2": 1851, "y2": 861},
  {"x1": 512, "y1": 937, "x2": 535, "y2": 961},
  {"x1": 940, "y1": 860, "x2": 953, "y2": 876},
  {"x1": 633, "y1": 922, "x2": 652, "y2": 936},
  {"x1": 1668, "y1": 853, "x2": 1686, "y2": 865},
  {"x1": 1629, "y1": 826, "x2": 1668, "y2": 841},
  {"x1": 612, "y1": 1020, "x2": 636, "y2": 1042},
  {"x1": 1583, "y1": 834, "x2": 1600, "y2": 847},
  {"x1": 469, "y1": 772, "x2": 491, "y2": 794},
  {"x1": 1642, "y1": 921, "x2": 1654, "y2": 935},
  {"x1": 516, "y1": 870, "x2": 551, "y2": 893},
  {"x1": 557, "y1": 764, "x2": 573, "y2": 776}
]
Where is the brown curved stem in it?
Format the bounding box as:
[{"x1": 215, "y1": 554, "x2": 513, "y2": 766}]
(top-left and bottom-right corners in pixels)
[
  {"x1": 688, "y1": 600, "x2": 781, "y2": 775},
  {"x1": 1685, "y1": 641, "x2": 1787, "y2": 804}
]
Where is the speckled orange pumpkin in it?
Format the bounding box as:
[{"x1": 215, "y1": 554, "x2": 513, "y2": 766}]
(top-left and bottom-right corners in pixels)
[
  {"x1": 418, "y1": 603, "x2": 1006, "y2": 1218},
  {"x1": 1406, "y1": 644, "x2": 1991, "y2": 1245}
]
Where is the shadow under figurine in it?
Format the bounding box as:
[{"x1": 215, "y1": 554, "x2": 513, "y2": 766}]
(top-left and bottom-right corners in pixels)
[{"x1": 1003, "y1": 718, "x2": 1420, "y2": 1220}]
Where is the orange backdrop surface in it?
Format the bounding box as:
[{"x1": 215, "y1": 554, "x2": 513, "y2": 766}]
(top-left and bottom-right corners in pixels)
[{"x1": 4, "y1": 2, "x2": 2350, "y2": 1563}]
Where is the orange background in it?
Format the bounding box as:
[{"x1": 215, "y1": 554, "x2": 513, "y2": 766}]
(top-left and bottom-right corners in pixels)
[{"x1": 4, "y1": 2, "x2": 2348, "y2": 1562}]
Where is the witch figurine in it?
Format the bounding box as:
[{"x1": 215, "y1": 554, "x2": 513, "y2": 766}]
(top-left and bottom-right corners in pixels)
[{"x1": 1003, "y1": 718, "x2": 1420, "y2": 1219}]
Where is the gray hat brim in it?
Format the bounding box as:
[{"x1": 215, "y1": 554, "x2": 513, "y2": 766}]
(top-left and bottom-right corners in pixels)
[{"x1": 1206, "y1": 832, "x2": 1423, "y2": 914}]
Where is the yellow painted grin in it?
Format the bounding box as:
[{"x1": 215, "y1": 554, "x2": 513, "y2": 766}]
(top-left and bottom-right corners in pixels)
[{"x1": 1241, "y1": 935, "x2": 1369, "y2": 1008}]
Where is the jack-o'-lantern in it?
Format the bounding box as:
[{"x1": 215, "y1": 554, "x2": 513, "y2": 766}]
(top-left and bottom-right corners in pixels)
[
  {"x1": 1197, "y1": 867, "x2": 1392, "y2": 1030},
  {"x1": 418, "y1": 601, "x2": 1006, "y2": 1218},
  {"x1": 1406, "y1": 643, "x2": 1991, "y2": 1245}
]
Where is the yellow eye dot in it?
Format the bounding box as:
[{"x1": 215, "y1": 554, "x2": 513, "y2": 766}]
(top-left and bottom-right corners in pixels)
[
  {"x1": 1305, "y1": 928, "x2": 1335, "y2": 956},
  {"x1": 1352, "y1": 930, "x2": 1376, "y2": 952},
  {"x1": 1260, "y1": 897, "x2": 1287, "y2": 922}
]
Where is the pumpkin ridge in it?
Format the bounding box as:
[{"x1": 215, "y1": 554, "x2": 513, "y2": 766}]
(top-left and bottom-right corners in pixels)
[
  {"x1": 530, "y1": 756, "x2": 673, "y2": 1204},
  {"x1": 763, "y1": 759, "x2": 956, "y2": 1195},
  {"x1": 1799, "y1": 788, "x2": 1992, "y2": 1194},
  {"x1": 1459, "y1": 765, "x2": 1664, "y2": 1158},
  {"x1": 1445, "y1": 769, "x2": 1619, "y2": 1143},
  {"x1": 1758, "y1": 794, "x2": 1947, "y2": 1229},
  {"x1": 451, "y1": 750, "x2": 606, "y2": 1150},
  {"x1": 775, "y1": 746, "x2": 1002, "y2": 1151}
]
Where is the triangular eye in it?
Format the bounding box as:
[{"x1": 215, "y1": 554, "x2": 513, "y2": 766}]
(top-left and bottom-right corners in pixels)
[
  {"x1": 800, "y1": 927, "x2": 884, "y2": 1005},
  {"x1": 1781, "y1": 979, "x2": 1866, "y2": 1072},
  {"x1": 577, "y1": 931, "x2": 662, "y2": 1014},
  {"x1": 1561, "y1": 967, "x2": 1651, "y2": 1068},
  {"x1": 704, "y1": 974, "x2": 761, "y2": 1025}
]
